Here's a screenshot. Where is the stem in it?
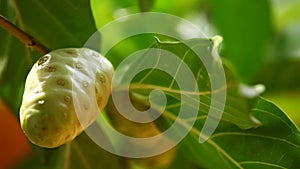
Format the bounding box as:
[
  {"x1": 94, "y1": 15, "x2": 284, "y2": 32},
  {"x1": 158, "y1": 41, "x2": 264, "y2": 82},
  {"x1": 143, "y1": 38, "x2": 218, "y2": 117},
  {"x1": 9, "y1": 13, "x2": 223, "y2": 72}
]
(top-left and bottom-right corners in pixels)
[
  {"x1": 64, "y1": 143, "x2": 71, "y2": 169},
  {"x1": 0, "y1": 15, "x2": 49, "y2": 54}
]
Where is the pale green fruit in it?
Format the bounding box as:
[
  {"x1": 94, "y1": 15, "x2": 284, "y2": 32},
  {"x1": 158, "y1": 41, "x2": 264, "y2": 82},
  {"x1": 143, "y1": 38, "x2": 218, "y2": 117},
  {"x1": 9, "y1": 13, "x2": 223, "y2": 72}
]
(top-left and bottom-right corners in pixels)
[{"x1": 19, "y1": 48, "x2": 114, "y2": 148}]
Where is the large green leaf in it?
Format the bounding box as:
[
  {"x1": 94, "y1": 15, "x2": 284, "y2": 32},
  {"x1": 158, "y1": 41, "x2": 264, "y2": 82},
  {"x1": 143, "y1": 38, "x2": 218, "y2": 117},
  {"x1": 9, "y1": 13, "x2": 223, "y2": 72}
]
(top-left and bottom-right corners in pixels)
[
  {"x1": 113, "y1": 37, "x2": 259, "y2": 129},
  {"x1": 147, "y1": 38, "x2": 300, "y2": 169},
  {"x1": 105, "y1": 37, "x2": 300, "y2": 169},
  {"x1": 14, "y1": 0, "x2": 97, "y2": 50}
]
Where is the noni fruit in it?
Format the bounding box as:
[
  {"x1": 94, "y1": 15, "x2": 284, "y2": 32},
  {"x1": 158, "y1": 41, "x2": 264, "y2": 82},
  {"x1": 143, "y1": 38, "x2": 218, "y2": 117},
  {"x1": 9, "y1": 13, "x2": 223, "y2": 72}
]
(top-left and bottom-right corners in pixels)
[{"x1": 19, "y1": 48, "x2": 114, "y2": 148}]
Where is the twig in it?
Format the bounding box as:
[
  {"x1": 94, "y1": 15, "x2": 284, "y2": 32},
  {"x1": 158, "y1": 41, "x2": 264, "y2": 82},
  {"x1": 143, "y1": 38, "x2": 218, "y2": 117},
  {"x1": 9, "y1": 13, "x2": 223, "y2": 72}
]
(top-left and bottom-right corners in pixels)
[{"x1": 0, "y1": 15, "x2": 49, "y2": 54}]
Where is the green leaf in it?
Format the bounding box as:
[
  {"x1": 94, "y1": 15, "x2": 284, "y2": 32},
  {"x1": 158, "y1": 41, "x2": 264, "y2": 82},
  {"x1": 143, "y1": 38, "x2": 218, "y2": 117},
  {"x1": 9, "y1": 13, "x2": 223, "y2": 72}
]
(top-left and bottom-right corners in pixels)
[
  {"x1": 210, "y1": 0, "x2": 273, "y2": 82},
  {"x1": 176, "y1": 97, "x2": 300, "y2": 169},
  {"x1": 14, "y1": 0, "x2": 98, "y2": 50},
  {"x1": 107, "y1": 37, "x2": 300, "y2": 169},
  {"x1": 0, "y1": 0, "x2": 38, "y2": 113},
  {"x1": 114, "y1": 37, "x2": 259, "y2": 129}
]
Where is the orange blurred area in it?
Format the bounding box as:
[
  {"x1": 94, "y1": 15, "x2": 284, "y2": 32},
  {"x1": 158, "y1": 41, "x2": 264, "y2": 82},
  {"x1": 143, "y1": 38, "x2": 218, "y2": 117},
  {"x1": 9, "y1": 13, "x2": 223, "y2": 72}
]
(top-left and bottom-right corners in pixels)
[{"x1": 0, "y1": 99, "x2": 31, "y2": 169}]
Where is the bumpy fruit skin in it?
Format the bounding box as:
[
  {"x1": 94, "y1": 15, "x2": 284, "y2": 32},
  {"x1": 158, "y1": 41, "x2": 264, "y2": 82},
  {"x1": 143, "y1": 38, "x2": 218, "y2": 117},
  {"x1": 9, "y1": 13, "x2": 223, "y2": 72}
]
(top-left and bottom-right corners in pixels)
[{"x1": 19, "y1": 48, "x2": 114, "y2": 148}]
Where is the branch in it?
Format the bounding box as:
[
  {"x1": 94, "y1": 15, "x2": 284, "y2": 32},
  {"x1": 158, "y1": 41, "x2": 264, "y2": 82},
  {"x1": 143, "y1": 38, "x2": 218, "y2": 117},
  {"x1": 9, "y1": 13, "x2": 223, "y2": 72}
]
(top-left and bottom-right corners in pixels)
[{"x1": 0, "y1": 15, "x2": 50, "y2": 54}]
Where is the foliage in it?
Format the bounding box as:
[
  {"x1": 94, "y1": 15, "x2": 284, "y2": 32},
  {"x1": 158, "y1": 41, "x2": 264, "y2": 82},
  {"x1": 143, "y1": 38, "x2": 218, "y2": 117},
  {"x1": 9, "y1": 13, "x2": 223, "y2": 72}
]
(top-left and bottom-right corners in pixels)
[{"x1": 0, "y1": 0, "x2": 300, "y2": 169}]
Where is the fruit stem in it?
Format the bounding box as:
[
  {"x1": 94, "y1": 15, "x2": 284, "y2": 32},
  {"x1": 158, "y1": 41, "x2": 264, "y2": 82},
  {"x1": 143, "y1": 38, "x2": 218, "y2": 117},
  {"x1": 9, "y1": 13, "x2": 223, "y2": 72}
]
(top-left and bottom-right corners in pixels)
[{"x1": 0, "y1": 15, "x2": 49, "y2": 54}]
